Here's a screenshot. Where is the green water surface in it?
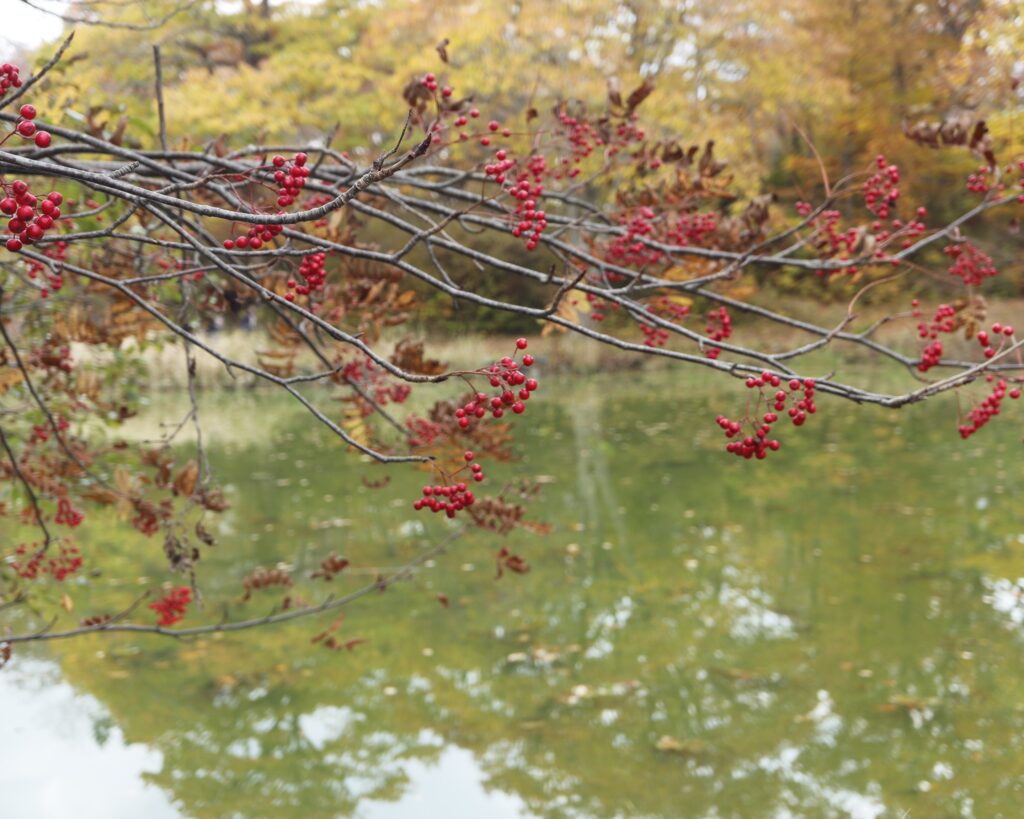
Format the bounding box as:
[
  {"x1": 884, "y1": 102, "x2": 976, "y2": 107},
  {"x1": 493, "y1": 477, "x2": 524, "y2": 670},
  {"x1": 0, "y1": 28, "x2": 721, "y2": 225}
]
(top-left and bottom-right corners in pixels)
[{"x1": 3, "y1": 370, "x2": 1024, "y2": 818}]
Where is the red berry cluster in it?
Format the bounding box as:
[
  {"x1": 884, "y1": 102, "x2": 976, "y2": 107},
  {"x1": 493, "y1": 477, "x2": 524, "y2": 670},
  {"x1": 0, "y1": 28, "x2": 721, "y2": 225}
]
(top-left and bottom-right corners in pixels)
[
  {"x1": 11, "y1": 542, "x2": 83, "y2": 581},
  {"x1": 414, "y1": 451, "x2": 486, "y2": 518},
  {"x1": 54, "y1": 497, "x2": 84, "y2": 528},
  {"x1": 944, "y1": 242, "x2": 997, "y2": 287},
  {"x1": 715, "y1": 375, "x2": 817, "y2": 460},
  {"x1": 421, "y1": 72, "x2": 441, "y2": 93},
  {"x1": 966, "y1": 164, "x2": 993, "y2": 195},
  {"x1": 2, "y1": 183, "x2": 63, "y2": 253},
  {"x1": 606, "y1": 207, "x2": 662, "y2": 267},
  {"x1": 704, "y1": 307, "x2": 732, "y2": 359},
  {"x1": 29, "y1": 415, "x2": 68, "y2": 443},
  {"x1": 0, "y1": 63, "x2": 22, "y2": 95},
  {"x1": 149, "y1": 586, "x2": 192, "y2": 626},
  {"x1": 976, "y1": 323, "x2": 1015, "y2": 360},
  {"x1": 959, "y1": 378, "x2": 1021, "y2": 439},
  {"x1": 8, "y1": 104, "x2": 52, "y2": 149},
  {"x1": 23, "y1": 238, "x2": 69, "y2": 297},
  {"x1": 454, "y1": 338, "x2": 537, "y2": 428},
  {"x1": 869, "y1": 206, "x2": 928, "y2": 253},
  {"x1": 508, "y1": 156, "x2": 548, "y2": 250},
  {"x1": 915, "y1": 302, "x2": 962, "y2": 372},
  {"x1": 863, "y1": 155, "x2": 900, "y2": 218},
  {"x1": 339, "y1": 356, "x2": 411, "y2": 410},
  {"x1": 272, "y1": 151, "x2": 310, "y2": 207},
  {"x1": 223, "y1": 220, "x2": 284, "y2": 251},
  {"x1": 917, "y1": 302, "x2": 956, "y2": 337},
  {"x1": 666, "y1": 211, "x2": 719, "y2": 248},
  {"x1": 640, "y1": 323, "x2": 668, "y2": 347},
  {"x1": 919, "y1": 339, "x2": 943, "y2": 372},
  {"x1": 558, "y1": 111, "x2": 597, "y2": 164},
  {"x1": 637, "y1": 296, "x2": 690, "y2": 347},
  {"x1": 484, "y1": 148, "x2": 515, "y2": 186},
  {"x1": 406, "y1": 415, "x2": 443, "y2": 447},
  {"x1": 452, "y1": 106, "x2": 480, "y2": 133},
  {"x1": 285, "y1": 251, "x2": 327, "y2": 301},
  {"x1": 414, "y1": 341, "x2": 538, "y2": 519}
]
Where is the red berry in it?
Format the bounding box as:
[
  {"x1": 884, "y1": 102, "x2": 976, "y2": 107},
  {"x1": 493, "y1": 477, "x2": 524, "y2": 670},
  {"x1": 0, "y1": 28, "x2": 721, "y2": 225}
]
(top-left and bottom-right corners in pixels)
[
  {"x1": 34, "y1": 131, "x2": 51, "y2": 148},
  {"x1": 19, "y1": 104, "x2": 36, "y2": 119}
]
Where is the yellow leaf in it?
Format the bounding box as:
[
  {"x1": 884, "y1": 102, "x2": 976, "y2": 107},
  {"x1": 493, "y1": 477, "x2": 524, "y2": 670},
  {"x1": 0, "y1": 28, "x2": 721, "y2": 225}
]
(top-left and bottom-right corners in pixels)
[
  {"x1": 60, "y1": 592, "x2": 74, "y2": 613},
  {"x1": 542, "y1": 289, "x2": 583, "y2": 336},
  {"x1": 342, "y1": 407, "x2": 369, "y2": 447},
  {"x1": 173, "y1": 460, "x2": 199, "y2": 497}
]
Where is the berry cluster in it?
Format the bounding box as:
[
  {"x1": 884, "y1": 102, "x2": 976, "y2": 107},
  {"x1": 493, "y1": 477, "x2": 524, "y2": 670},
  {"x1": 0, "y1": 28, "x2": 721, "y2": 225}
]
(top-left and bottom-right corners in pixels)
[
  {"x1": 959, "y1": 378, "x2": 1021, "y2": 439},
  {"x1": 148, "y1": 586, "x2": 192, "y2": 626},
  {"x1": 452, "y1": 106, "x2": 480, "y2": 133},
  {"x1": 339, "y1": 356, "x2": 411, "y2": 411},
  {"x1": 484, "y1": 148, "x2": 515, "y2": 185},
  {"x1": 558, "y1": 111, "x2": 597, "y2": 165},
  {"x1": 23, "y1": 238, "x2": 69, "y2": 296},
  {"x1": 915, "y1": 302, "x2": 969, "y2": 372},
  {"x1": 11, "y1": 542, "x2": 83, "y2": 581},
  {"x1": 223, "y1": 220, "x2": 284, "y2": 251},
  {"x1": 414, "y1": 450, "x2": 487, "y2": 518},
  {"x1": 976, "y1": 323, "x2": 1015, "y2": 359},
  {"x1": 508, "y1": 155, "x2": 548, "y2": 250},
  {"x1": 944, "y1": 242, "x2": 997, "y2": 287},
  {"x1": 7, "y1": 104, "x2": 52, "y2": 149},
  {"x1": 2, "y1": 183, "x2": 63, "y2": 253},
  {"x1": 54, "y1": 497, "x2": 84, "y2": 528},
  {"x1": 606, "y1": 207, "x2": 662, "y2": 267},
  {"x1": 863, "y1": 155, "x2": 900, "y2": 218},
  {"x1": 666, "y1": 211, "x2": 719, "y2": 248},
  {"x1": 272, "y1": 152, "x2": 310, "y2": 207},
  {"x1": 638, "y1": 298, "x2": 691, "y2": 347},
  {"x1": 454, "y1": 338, "x2": 537, "y2": 428},
  {"x1": 919, "y1": 339, "x2": 943, "y2": 372},
  {"x1": 704, "y1": 307, "x2": 732, "y2": 359},
  {"x1": 868, "y1": 206, "x2": 928, "y2": 253},
  {"x1": 413, "y1": 341, "x2": 538, "y2": 519},
  {"x1": 406, "y1": 415, "x2": 443, "y2": 447},
  {"x1": 715, "y1": 375, "x2": 817, "y2": 460},
  {"x1": 966, "y1": 164, "x2": 993, "y2": 195},
  {"x1": 285, "y1": 251, "x2": 328, "y2": 301},
  {"x1": 415, "y1": 480, "x2": 477, "y2": 518},
  {"x1": 0, "y1": 63, "x2": 23, "y2": 96}
]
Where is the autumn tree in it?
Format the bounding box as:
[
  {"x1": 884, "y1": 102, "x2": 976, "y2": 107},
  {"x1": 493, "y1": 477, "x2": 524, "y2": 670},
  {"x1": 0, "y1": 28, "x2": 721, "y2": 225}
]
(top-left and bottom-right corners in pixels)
[{"x1": 1, "y1": 3, "x2": 1023, "y2": 661}]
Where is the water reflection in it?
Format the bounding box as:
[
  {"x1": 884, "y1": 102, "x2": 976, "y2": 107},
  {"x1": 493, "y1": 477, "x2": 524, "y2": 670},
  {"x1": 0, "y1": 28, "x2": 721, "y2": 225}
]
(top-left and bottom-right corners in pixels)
[
  {"x1": 0, "y1": 659, "x2": 177, "y2": 819},
  {"x1": 4, "y1": 371, "x2": 1024, "y2": 817}
]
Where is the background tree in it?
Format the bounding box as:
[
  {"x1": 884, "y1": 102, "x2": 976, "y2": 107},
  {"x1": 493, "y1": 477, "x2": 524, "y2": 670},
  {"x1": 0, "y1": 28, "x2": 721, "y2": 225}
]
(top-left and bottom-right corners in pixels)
[{"x1": 0, "y1": 0, "x2": 1023, "y2": 660}]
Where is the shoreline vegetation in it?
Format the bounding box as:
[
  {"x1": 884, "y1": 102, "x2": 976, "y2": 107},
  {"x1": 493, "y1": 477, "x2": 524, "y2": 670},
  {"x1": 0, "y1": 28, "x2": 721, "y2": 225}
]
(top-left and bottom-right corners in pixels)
[{"x1": 94, "y1": 297, "x2": 1024, "y2": 390}]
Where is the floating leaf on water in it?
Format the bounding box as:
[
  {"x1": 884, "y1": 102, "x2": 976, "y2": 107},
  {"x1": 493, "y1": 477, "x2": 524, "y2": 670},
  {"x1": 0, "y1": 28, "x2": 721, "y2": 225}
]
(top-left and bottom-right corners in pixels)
[{"x1": 655, "y1": 736, "x2": 709, "y2": 756}]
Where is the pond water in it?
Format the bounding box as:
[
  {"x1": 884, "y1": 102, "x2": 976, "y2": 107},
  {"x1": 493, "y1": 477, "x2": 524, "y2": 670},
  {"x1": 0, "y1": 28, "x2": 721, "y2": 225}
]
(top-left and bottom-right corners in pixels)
[{"x1": 3, "y1": 370, "x2": 1024, "y2": 818}]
